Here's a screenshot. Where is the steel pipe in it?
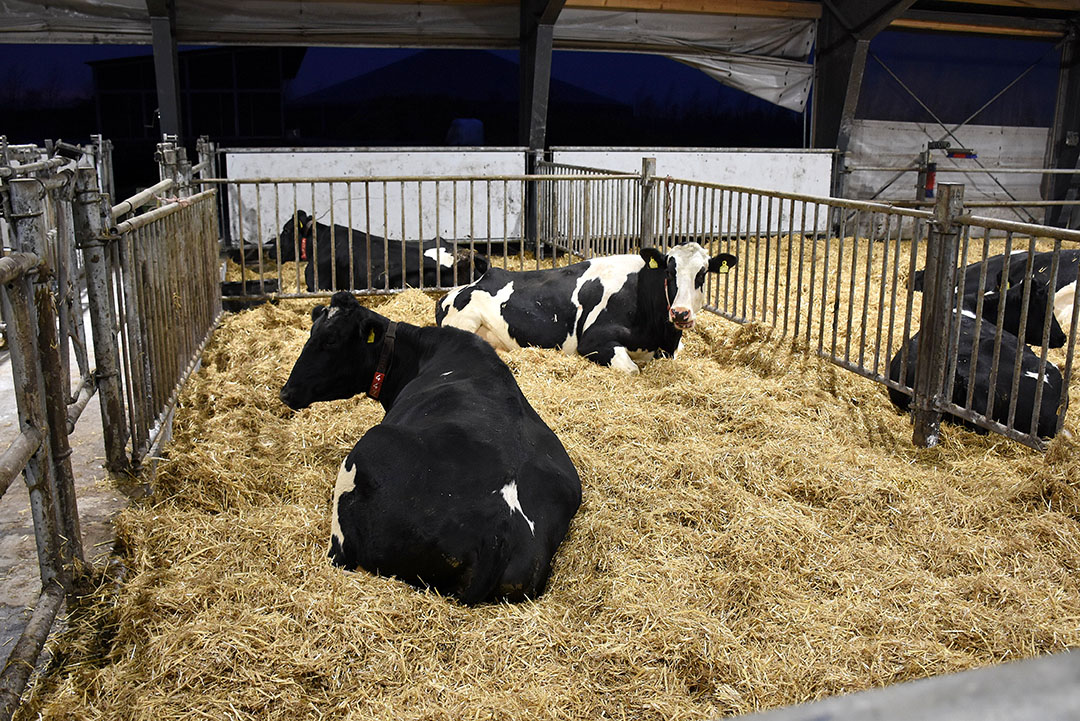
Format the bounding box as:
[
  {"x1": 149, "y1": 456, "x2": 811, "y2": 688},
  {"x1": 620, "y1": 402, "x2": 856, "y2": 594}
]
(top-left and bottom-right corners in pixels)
[
  {"x1": 0, "y1": 428, "x2": 42, "y2": 500},
  {"x1": 110, "y1": 178, "x2": 176, "y2": 221},
  {"x1": 0, "y1": 583, "x2": 66, "y2": 721}
]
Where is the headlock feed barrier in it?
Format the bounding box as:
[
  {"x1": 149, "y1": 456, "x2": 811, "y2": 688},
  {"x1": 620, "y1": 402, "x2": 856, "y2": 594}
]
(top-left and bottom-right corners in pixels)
[
  {"x1": 0, "y1": 136, "x2": 220, "y2": 719},
  {"x1": 0, "y1": 138, "x2": 1077, "y2": 718}
]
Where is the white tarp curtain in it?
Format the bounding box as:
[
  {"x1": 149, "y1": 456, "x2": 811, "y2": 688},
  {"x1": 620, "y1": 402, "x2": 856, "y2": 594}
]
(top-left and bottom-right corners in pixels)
[{"x1": 0, "y1": 0, "x2": 815, "y2": 111}]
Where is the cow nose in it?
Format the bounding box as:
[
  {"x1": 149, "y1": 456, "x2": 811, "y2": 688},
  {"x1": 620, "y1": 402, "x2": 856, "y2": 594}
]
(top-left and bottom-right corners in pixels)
[
  {"x1": 672, "y1": 308, "x2": 692, "y2": 324},
  {"x1": 279, "y1": 386, "x2": 296, "y2": 408}
]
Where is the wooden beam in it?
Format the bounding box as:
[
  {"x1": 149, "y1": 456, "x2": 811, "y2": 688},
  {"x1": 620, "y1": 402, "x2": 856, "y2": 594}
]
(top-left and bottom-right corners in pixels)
[
  {"x1": 563, "y1": 0, "x2": 821, "y2": 18},
  {"x1": 892, "y1": 17, "x2": 1066, "y2": 38},
  {"x1": 933, "y1": 0, "x2": 1080, "y2": 10}
]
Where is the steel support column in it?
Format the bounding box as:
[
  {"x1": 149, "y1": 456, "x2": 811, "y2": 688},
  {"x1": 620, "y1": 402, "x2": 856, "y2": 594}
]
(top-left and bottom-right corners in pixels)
[
  {"x1": 812, "y1": 0, "x2": 917, "y2": 195},
  {"x1": 147, "y1": 0, "x2": 182, "y2": 141},
  {"x1": 1043, "y1": 29, "x2": 1080, "y2": 228},
  {"x1": 521, "y1": 0, "x2": 565, "y2": 247}
]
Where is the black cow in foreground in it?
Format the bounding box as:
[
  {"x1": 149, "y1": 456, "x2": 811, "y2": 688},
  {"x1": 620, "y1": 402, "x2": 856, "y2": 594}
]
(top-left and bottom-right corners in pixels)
[
  {"x1": 912, "y1": 250, "x2": 1077, "y2": 347},
  {"x1": 279, "y1": 292, "x2": 581, "y2": 605},
  {"x1": 232, "y1": 211, "x2": 489, "y2": 292},
  {"x1": 436, "y1": 243, "x2": 737, "y2": 373},
  {"x1": 887, "y1": 312, "x2": 1063, "y2": 439}
]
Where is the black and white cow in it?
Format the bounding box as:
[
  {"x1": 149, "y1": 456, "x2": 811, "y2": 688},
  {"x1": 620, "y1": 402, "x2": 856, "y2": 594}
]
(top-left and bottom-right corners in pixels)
[
  {"x1": 279, "y1": 292, "x2": 581, "y2": 605},
  {"x1": 436, "y1": 243, "x2": 737, "y2": 373},
  {"x1": 912, "y1": 249, "x2": 1077, "y2": 347},
  {"x1": 241, "y1": 211, "x2": 489, "y2": 292},
  {"x1": 887, "y1": 312, "x2": 1063, "y2": 439}
]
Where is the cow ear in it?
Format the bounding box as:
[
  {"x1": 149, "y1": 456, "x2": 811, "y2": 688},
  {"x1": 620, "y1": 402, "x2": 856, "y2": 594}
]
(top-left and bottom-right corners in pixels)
[
  {"x1": 640, "y1": 247, "x2": 666, "y2": 270},
  {"x1": 311, "y1": 305, "x2": 328, "y2": 323},
  {"x1": 359, "y1": 317, "x2": 382, "y2": 345},
  {"x1": 708, "y1": 253, "x2": 737, "y2": 274}
]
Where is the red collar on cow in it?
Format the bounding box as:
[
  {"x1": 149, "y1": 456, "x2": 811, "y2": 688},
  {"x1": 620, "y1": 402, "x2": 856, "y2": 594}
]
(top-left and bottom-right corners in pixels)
[
  {"x1": 366, "y1": 322, "x2": 398, "y2": 400},
  {"x1": 663, "y1": 274, "x2": 672, "y2": 318},
  {"x1": 300, "y1": 236, "x2": 308, "y2": 261}
]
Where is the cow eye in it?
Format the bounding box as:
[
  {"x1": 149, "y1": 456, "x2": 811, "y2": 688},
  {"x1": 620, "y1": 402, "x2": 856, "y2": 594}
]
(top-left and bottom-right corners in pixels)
[{"x1": 696, "y1": 269, "x2": 706, "y2": 286}]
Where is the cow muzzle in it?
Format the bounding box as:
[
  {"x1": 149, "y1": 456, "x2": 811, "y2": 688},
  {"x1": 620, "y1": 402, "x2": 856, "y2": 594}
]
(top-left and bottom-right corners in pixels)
[
  {"x1": 279, "y1": 386, "x2": 306, "y2": 410},
  {"x1": 671, "y1": 307, "x2": 694, "y2": 329}
]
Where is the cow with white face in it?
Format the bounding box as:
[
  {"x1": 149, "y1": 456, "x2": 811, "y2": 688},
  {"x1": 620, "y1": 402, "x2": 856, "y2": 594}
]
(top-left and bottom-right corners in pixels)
[{"x1": 436, "y1": 243, "x2": 737, "y2": 373}]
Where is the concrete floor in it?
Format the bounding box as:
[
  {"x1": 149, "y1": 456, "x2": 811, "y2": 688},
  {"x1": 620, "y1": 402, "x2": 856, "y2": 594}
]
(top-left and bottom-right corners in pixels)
[{"x1": 0, "y1": 338, "x2": 127, "y2": 672}]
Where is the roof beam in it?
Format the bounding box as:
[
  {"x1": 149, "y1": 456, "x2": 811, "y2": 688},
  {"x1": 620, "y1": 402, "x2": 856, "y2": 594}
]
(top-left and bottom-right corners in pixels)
[
  {"x1": 1043, "y1": 29, "x2": 1080, "y2": 227},
  {"x1": 894, "y1": 9, "x2": 1068, "y2": 38},
  {"x1": 147, "y1": 0, "x2": 182, "y2": 141},
  {"x1": 812, "y1": 0, "x2": 918, "y2": 190}
]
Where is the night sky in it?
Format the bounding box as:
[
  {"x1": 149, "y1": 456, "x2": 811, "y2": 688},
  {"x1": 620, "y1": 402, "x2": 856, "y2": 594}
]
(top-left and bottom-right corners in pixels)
[{"x1": 0, "y1": 29, "x2": 1064, "y2": 142}]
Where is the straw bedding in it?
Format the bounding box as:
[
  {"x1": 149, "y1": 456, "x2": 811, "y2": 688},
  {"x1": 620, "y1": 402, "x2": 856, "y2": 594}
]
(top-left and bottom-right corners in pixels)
[{"x1": 22, "y1": 279, "x2": 1080, "y2": 719}]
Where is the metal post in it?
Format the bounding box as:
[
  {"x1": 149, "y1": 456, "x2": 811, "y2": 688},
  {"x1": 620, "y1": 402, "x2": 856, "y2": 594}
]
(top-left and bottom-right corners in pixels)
[
  {"x1": 35, "y1": 279, "x2": 84, "y2": 572},
  {"x1": 8, "y1": 178, "x2": 48, "y2": 256},
  {"x1": 0, "y1": 264, "x2": 63, "y2": 588},
  {"x1": 524, "y1": 149, "x2": 542, "y2": 250},
  {"x1": 640, "y1": 157, "x2": 657, "y2": 249},
  {"x1": 157, "y1": 138, "x2": 179, "y2": 188},
  {"x1": 912, "y1": 182, "x2": 964, "y2": 447},
  {"x1": 72, "y1": 167, "x2": 130, "y2": 473}
]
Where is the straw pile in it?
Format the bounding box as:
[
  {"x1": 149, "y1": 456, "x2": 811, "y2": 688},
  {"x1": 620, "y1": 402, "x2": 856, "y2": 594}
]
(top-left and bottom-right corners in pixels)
[{"x1": 22, "y1": 285, "x2": 1080, "y2": 720}]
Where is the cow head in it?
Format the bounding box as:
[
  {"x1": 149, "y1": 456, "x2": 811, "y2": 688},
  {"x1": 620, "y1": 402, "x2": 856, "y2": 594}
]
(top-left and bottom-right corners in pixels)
[
  {"x1": 279, "y1": 292, "x2": 389, "y2": 409},
  {"x1": 982, "y1": 271, "x2": 1067, "y2": 348},
  {"x1": 275, "y1": 210, "x2": 315, "y2": 262},
  {"x1": 640, "y1": 243, "x2": 737, "y2": 330}
]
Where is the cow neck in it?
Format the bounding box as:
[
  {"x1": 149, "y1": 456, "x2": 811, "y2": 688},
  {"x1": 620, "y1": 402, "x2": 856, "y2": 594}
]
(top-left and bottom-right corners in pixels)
[{"x1": 366, "y1": 321, "x2": 399, "y2": 401}]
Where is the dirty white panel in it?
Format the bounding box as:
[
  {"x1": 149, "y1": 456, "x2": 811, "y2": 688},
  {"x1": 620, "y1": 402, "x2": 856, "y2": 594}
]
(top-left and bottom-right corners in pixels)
[
  {"x1": 553, "y1": 147, "x2": 834, "y2": 234},
  {"x1": 223, "y1": 147, "x2": 527, "y2": 246},
  {"x1": 847, "y1": 119, "x2": 1051, "y2": 225}
]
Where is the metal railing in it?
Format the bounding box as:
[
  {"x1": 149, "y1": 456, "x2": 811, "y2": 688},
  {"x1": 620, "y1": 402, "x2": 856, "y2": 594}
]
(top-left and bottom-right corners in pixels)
[
  {"x1": 109, "y1": 184, "x2": 221, "y2": 468},
  {"x1": 209, "y1": 169, "x2": 640, "y2": 303},
  {"x1": 651, "y1": 173, "x2": 1076, "y2": 450},
  {"x1": 0, "y1": 251, "x2": 86, "y2": 721}
]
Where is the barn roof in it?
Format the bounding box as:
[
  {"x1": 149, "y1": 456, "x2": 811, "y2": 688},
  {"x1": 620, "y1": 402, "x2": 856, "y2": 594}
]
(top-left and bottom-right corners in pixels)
[{"x1": 0, "y1": 1, "x2": 1075, "y2": 115}]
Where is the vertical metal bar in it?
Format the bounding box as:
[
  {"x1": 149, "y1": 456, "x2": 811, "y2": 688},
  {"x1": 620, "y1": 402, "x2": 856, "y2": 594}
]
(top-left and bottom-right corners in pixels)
[
  {"x1": 1, "y1": 269, "x2": 62, "y2": 587},
  {"x1": 35, "y1": 277, "x2": 84, "y2": 571},
  {"x1": 73, "y1": 167, "x2": 129, "y2": 472},
  {"x1": 805, "y1": 203, "x2": 820, "y2": 348},
  {"x1": 818, "y1": 203, "x2": 832, "y2": 355},
  {"x1": 418, "y1": 181, "x2": 426, "y2": 290},
  {"x1": 640, "y1": 158, "x2": 656, "y2": 249},
  {"x1": 347, "y1": 182, "x2": 356, "y2": 291},
  {"x1": 912, "y1": 183, "x2": 964, "y2": 448},
  {"x1": 365, "y1": 181, "x2": 373, "y2": 291},
  {"x1": 858, "y1": 212, "x2": 878, "y2": 370}
]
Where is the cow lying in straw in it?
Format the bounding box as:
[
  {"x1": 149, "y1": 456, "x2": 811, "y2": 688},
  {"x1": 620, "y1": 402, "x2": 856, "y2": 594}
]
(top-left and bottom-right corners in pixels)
[
  {"x1": 436, "y1": 242, "x2": 737, "y2": 373},
  {"x1": 279, "y1": 291, "x2": 581, "y2": 604}
]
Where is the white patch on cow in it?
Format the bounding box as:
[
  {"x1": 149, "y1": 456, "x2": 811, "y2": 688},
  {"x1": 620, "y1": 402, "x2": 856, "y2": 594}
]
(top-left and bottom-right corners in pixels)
[
  {"x1": 568, "y1": 255, "x2": 645, "y2": 344},
  {"x1": 667, "y1": 243, "x2": 711, "y2": 328},
  {"x1": 329, "y1": 459, "x2": 356, "y2": 551},
  {"x1": 327, "y1": 306, "x2": 341, "y2": 318},
  {"x1": 496, "y1": 481, "x2": 535, "y2": 535},
  {"x1": 1054, "y1": 280, "x2": 1077, "y2": 332},
  {"x1": 609, "y1": 346, "x2": 642, "y2": 374},
  {"x1": 961, "y1": 309, "x2": 976, "y2": 319},
  {"x1": 441, "y1": 281, "x2": 519, "y2": 351},
  {"x1": 441, "y1": 371, "x2": 453, "y2": 376},
  {"x1": 424, "y1": 247, "x2": 455, "y2": 268}
]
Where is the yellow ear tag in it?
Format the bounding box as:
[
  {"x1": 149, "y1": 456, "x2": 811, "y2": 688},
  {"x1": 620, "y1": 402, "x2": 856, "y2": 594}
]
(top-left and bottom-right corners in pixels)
[
  {"x1": 648, "y1": 258, "x2": 659, "y2": 269},
  {"x1": 367, "y1": 329, "x2": 376, "y2": 343},
  {"x1": 718, "y1": 260, "x2": 730, "y2": 274}
]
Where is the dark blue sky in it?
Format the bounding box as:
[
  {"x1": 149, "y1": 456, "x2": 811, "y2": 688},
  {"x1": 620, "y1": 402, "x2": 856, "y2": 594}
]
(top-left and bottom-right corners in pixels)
[{"x1": 0, "y1": 30, "x2": 1062, "y2": 125}]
